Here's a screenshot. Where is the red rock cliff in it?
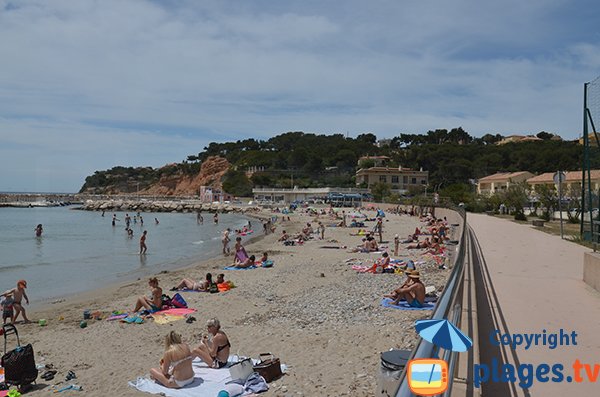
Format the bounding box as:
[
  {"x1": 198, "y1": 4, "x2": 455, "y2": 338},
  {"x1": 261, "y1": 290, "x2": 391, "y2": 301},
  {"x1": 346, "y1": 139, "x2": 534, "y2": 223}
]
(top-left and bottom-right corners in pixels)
[{"x1": 142, "y1": 156, "x2": 230, "y2": 196}]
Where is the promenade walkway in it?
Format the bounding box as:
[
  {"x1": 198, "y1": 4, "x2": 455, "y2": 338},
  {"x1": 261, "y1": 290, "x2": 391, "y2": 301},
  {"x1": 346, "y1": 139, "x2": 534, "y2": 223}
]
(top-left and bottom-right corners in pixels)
[{"x1": 468, "y1": 213, "x2": 600, "y2": 396}]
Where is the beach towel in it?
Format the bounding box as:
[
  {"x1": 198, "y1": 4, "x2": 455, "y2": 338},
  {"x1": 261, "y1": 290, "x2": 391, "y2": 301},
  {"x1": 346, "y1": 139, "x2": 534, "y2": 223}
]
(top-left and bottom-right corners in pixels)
[
  {"x1": 151, "y1": 308, "x2": 196, "y2": 325},
  {"x1": 380, "y1": 298, "x2": 435, "y2": 311},
  {"x1": 129, "y1": 357, "x2": 285, "y2": 397},
  {"x1": 224, "y1": 265, "x2": 257, "y2": 270},
  {"x1": 155, "y1": 308, "x2": 196, "y2": 316},
  {"x1": 106, "y1": 313, "x2": 128, "y2": 321},
  {"x1": 152, "y1": 314, "x2": 186, "y2": 325}
]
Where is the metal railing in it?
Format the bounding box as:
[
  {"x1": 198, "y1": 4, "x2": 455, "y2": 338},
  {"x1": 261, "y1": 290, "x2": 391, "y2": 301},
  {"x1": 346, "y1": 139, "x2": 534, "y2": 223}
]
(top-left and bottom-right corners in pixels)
[{"x1": 392, "y1": 202, "x2": 468, "y2": 397}]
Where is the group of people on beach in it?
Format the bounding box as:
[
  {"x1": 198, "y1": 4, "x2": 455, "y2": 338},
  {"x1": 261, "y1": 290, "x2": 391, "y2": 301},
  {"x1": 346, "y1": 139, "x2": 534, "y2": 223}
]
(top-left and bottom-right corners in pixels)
[
  {"x1": 150, "y1": 319, "x2": 231, "y2": 388},
  {"x1": 1, "y1": 280, "x2": 30, "y2": 324}
]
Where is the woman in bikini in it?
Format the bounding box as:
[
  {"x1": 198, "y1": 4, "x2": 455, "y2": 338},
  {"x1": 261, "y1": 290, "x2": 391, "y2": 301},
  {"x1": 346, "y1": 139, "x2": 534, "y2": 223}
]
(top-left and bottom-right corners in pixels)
[
  {"x1": 133, "y1": 277, "x2": 163, "y2": 313},
  {"x1": 173, "y1": 273, "x2": 212, "y2": 292},
  {"x1": 193, "y1": 318, "x2": 231, "y2": 368},
  {"x1": 150, "y1": 331, "x2": 195, "y2": 388}
]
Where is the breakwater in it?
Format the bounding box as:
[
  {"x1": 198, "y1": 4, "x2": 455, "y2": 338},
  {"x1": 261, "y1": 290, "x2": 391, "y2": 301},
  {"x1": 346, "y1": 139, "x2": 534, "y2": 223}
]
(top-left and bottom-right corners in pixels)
[{"x1": 76, "y1": 199, "x2": 261, "y2": 214}]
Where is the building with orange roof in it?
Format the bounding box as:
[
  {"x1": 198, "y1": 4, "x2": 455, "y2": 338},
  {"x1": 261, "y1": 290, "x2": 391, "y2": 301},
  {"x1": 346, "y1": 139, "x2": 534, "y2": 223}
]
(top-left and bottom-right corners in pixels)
[
  {"x1": 355, "y1": 166, "x2": 428, "y2": 193},
  {"x1": 476, "y1": 171, "x2": 534, "y2": 195},
  {"x1": 527, "y1": 170, "x2": 600, "y2": 194}
]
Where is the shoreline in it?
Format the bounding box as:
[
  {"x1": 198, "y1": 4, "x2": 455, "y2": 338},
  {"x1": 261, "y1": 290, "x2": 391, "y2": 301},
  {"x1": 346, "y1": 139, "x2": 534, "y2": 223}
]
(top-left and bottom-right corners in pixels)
[
  {"x1": 16, "y1": 207, "x2": 450, "y2": 396},
  {"x1": 30, "y1": 211, "x2": 271, "y2": 315}
]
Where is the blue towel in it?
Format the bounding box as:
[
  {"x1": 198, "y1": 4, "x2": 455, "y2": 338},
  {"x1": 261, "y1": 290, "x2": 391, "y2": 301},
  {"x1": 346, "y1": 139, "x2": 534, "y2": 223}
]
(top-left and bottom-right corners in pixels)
[
  {"x1": 224, "y1": 265, "x2": 257, "y2": 270},
  {"x1": 380, "y1": 298, "x2": 434, "y2": 311}
]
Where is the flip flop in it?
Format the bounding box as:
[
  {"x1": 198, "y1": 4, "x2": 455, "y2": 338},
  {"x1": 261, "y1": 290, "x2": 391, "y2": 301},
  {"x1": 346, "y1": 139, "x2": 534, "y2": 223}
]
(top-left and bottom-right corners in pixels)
[
  {"x1": 41, "y1": 369, "x2": 57, "y2": 380},
  {"x1": 65, "y1": 370, "x2": 76, "y2": 381}
]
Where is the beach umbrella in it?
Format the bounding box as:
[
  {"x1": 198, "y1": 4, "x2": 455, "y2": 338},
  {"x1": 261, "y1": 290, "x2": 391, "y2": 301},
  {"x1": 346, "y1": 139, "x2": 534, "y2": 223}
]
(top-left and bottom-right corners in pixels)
[{"x1": 415, "y1": 319, "x2": 472, "y2": 352}]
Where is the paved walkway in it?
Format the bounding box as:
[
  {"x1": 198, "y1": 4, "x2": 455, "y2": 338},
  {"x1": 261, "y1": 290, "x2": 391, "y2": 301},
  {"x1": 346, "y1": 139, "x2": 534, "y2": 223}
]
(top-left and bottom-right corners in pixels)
[{"x1": 468, "y1": 213, "x2": 600, "y2": 396}]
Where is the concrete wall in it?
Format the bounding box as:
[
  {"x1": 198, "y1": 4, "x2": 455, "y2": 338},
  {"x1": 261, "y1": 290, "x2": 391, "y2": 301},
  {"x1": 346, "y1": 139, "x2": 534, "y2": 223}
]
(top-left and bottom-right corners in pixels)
[{"x1": 584, "y1": 252, "x2": 600, "y2": 292}]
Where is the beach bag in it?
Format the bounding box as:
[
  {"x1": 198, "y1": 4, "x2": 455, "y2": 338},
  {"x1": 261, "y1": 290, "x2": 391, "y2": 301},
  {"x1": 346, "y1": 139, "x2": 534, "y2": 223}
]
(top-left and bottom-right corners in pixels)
[
  {"x1": 229, "y1": 356, "x2": 253, "y2": 382},
  {"x1": 161, "y1": 294, "x2": 173, "y2": 308},
  {"x1": 170, "y1": 293, "x2": 187, "y2": 308},
  {"x1": 253, "y1": 353, "x2": 282, "y2": 383},
  {"x1": 1, "y1": 324, "x2": 38, "y2": 387},
  {"x1": 209, "y1": 283, "x2": 219, "y2": 294},
  {"x1": 262, "y1": 260, "x2": 274, "y2": 268},
  {"x1": 217, "y1": 283, "x2": 231, "y2": 292}
]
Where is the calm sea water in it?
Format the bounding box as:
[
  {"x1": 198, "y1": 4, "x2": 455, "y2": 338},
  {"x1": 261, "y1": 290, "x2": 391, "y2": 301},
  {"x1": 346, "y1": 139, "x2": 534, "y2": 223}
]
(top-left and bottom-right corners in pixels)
[{"x1": 0, "y1": 207, "x2": 252, "y2": 303}]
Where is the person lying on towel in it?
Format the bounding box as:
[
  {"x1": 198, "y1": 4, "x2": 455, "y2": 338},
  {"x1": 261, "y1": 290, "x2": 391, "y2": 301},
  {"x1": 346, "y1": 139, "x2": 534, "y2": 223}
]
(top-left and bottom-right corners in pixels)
[
  {"x1": 383, "y1": 271, "x2": 426, "y2": 308},
  {"x1": 172, "y1": 273, "x2": 212, "y2": 292}
]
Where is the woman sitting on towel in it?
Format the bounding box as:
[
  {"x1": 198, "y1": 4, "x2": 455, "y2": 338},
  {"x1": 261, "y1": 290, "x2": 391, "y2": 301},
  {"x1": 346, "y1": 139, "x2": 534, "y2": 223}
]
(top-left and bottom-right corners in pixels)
[
  {"x1": 150, "y1": 331, "x2": 195, "y2": 388},
  {"x1": 133, "y1": 277, "x2": 163, "y2": 313},
  {"x1": 172, "y1": 273, "x2": 212, "y2": 292},
  {"x1": 193, "y1": 318, "x2": 231, "y2": 369}
]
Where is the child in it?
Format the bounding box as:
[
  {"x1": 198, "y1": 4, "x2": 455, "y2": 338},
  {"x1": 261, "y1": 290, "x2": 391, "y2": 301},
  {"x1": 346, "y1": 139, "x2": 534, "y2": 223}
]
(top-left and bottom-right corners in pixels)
[
  {"x1": 1, "y1": 295, "x2": 14, "y2": 324},
  {"x1": 260, "y1": 252, "x2": 268, "y2": 264},
  {"x1": 2, "y1": 280, "x2": 30, "y2": 324}
]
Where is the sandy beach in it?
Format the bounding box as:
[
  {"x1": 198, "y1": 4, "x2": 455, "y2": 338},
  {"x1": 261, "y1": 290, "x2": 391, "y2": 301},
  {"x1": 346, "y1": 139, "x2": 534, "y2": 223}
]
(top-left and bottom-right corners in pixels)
[{"x1": 10, "y1": 207, "x2": 452, "y2": 396}]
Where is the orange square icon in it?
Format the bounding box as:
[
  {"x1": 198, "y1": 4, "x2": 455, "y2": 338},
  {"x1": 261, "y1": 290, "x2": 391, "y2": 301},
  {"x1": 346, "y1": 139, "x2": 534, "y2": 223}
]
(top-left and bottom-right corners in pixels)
[{"x1": 407, "y1": 358, "x2": 449, "y2": 396}]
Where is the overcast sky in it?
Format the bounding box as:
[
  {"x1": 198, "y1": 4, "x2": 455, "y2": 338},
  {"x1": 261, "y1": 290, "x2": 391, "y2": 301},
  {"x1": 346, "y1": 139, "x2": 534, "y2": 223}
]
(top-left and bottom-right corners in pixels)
[{"x1": 2, "y1": 0, "x2": 600, "y2": 192}]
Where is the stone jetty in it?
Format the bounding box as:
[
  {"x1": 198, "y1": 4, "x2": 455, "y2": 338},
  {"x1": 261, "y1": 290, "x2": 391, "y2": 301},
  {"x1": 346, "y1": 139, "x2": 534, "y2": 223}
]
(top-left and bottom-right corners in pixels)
[{"x1": 75, "y1": 199, "x2": 261, "y2": 214}]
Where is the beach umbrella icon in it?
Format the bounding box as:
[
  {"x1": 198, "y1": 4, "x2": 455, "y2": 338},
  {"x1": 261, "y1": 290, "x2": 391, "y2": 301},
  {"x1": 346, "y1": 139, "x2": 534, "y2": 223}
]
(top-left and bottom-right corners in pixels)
[{"x1": 415, "y1": 319, "x2": 472, "y2": 352}]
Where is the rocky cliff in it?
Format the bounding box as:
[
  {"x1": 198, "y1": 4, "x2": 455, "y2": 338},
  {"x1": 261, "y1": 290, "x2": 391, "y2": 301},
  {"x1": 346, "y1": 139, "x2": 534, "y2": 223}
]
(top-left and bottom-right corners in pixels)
[{"x1": 141, "y1": 156, "x2": 230, "y2": 196}]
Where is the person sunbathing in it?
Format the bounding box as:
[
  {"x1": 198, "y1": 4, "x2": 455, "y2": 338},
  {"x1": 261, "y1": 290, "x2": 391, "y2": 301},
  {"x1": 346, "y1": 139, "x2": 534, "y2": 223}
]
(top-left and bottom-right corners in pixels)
[
  {"x1": 192, "y1": 318, "x2": 231, "y2": 369},
  {"x1": 406, "y1": 237, "x2": 431, "y2": 249},
  {"x1": 150, "y1": 331, "x2": 195, "y2": 389},
  {"x1": 233, "y1": 255, "x2": 256, "y2": 268},
  {"x1": 278, "y1": 230, "x2": 290, "y2": 242},
  {"x1": 173, "y1": 273, "x2": 212, "y2": 291},
  {"x1": 384, "y1": 270, "x2": 426, "y2": 307},
  {"x1": 133, "y1": 277, "x2": 163, "y2": 313}
]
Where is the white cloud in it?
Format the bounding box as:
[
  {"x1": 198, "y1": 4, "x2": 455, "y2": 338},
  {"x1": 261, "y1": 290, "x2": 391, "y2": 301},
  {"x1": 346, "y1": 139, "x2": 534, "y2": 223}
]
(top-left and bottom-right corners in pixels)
[{"x1": 0, "y1": 0, "x2": 599, "y2": 191}]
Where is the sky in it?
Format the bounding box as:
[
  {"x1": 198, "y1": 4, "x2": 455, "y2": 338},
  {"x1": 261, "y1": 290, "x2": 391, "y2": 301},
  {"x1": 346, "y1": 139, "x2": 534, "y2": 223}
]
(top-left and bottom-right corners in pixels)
[{"x1": 2, "y1": 0, "x2": 600, "y2": 192}]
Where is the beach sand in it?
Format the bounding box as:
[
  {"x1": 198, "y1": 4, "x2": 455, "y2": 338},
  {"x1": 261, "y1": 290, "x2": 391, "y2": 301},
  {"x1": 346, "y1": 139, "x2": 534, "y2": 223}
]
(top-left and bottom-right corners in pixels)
[{"x1": 13, "y1": 208, "x2": 451, "y2": 396}]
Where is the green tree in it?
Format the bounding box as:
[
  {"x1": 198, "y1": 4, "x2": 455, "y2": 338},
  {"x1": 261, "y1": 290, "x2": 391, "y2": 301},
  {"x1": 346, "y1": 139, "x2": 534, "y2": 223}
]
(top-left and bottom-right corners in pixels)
[
  {"x1": 371, "y1": 182, "x2": 391, "y2": 202},
  {"x1": 534, "y1": 184, "x2": 557, "y2": 221},
  {"x1": 504, "y1": 183, "x2": 529, "y2": 220},
  {"x1": 221, "y1": 170, "x2": 253, "y2": 197}
]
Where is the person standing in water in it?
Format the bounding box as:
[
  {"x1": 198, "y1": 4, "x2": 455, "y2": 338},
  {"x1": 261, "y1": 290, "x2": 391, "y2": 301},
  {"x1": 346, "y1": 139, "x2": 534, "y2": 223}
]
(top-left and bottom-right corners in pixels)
[
  {"x1": 213, "y1": 212, "x2": 219, "y2": 224},
  {"x1": 34, "y1": 224, "x2": 43, "y2": 237},
  {"x1": 112, "y1": 214, "x2": 120, "y2": 227},
  {"x1": 221, "y1": 228, "x2": 231, "y2": 256},
  {"x1": 140, "y1": 230, "x2": 148, "y2": 254},
  {"x1": 197, "y1": 212, "x2": 204, "y2": 224}
]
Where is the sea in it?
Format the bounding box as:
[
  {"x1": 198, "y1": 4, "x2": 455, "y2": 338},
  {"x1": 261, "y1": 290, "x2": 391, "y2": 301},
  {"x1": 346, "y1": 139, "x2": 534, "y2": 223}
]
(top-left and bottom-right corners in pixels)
[{"x1": 0, "y1": 206, "x2": 253, "y2": 303}]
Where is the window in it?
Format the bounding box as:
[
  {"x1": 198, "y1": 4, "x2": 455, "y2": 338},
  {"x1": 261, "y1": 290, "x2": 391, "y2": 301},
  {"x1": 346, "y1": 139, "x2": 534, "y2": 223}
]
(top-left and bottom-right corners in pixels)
[
  {"x1": 379, "y1": 175, "x2": 387, "y2": 183},
  {"x1": 421, "y1": 179, "x2": 426, "y2": 184},
  {"x1": 412, "y1": 177, "x2": 417, "y2": 184},
  {"x1": 391, "y1": 176, "x2": 399, "y2": 183},
  {"x1": 403, "y1": 176, "x2": 408, "y2": 184}
]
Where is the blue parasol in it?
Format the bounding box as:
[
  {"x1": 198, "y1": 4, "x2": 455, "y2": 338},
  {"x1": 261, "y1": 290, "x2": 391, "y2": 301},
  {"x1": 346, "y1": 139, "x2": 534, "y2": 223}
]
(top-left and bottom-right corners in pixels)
[{"x1": 415, "y1": 319, "x2": 472, "y2": 352}]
